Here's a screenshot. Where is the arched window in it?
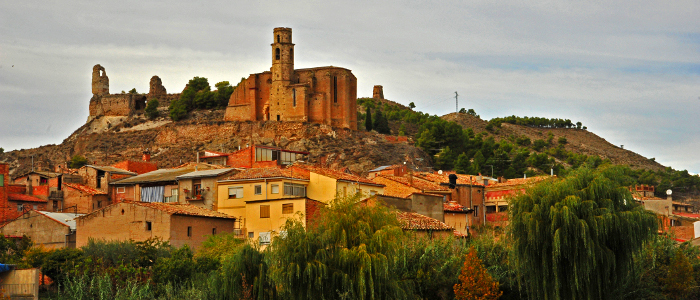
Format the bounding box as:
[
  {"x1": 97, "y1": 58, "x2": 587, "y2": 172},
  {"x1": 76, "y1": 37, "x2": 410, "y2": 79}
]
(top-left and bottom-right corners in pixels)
[
  {"x1": 290, "y1": 48, "x2": 293, "y2": 61},
  {"x1": 293, "y1": 89, "x2": 296, "y2": 107},
  {"x1": 277, "y1": 35, "x2": 280, "y2": 43},
  {"x1": 275, "y1": 48, "x2": 280, "y2": 60}
]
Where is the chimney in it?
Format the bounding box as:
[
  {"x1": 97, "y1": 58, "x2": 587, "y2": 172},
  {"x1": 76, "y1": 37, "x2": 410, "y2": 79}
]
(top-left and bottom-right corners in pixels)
[{"x1": 142, "y1": 149, "x2": 151, "y2": 162}]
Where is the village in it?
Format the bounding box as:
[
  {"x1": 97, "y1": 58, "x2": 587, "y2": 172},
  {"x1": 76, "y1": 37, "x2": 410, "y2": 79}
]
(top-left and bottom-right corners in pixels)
[{"x1": 0, "y1": 26, "x2": 698, "y2": 300}]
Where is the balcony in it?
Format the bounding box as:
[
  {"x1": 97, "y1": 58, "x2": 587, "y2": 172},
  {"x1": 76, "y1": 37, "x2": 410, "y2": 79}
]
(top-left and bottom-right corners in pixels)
[{"x1": 49, "y1": 190, "x2": 63, "y2": 200}]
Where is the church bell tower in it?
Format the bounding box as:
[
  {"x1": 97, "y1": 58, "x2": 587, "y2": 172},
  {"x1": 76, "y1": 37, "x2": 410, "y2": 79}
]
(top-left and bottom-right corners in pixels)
[{"x1": 271, "y1": 27, "x2": 294, "y2": 83}]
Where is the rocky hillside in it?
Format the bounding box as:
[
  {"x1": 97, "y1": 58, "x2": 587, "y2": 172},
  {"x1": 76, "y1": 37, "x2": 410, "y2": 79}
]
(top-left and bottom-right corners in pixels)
[
  {"x1": 442, "y1": 112, "x2": 665, "y2": 172},
  {"x1": 0, "y1": 110, "x2": 430, "y2": 178}
]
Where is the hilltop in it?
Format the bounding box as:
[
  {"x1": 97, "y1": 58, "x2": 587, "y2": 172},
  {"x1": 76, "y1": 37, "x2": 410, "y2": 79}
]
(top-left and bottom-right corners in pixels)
[
  {"x1": 0, "y1": 109, "x2": 430, "y2": 178},
  {"x1": 441, "y1": 112, "x2": 665, "y2": 172}
]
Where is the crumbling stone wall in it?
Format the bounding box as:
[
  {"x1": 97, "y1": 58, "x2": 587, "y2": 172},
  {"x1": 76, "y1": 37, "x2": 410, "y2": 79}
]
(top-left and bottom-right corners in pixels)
[
  {"x1": 373, "y1": 85, "x2": 384, "y2": 100},
  {"x1": 92, "y1": 64, "x2": 109, "y2": 96},
  {"x1": 148, "y1": 76, "x2": 167, "y2": 99}
]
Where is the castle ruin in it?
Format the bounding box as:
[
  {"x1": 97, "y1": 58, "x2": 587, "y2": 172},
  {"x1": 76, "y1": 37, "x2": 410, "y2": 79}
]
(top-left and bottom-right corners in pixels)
[{"x1": 224, "y1": 27, "x2": 358, "y2": 130}]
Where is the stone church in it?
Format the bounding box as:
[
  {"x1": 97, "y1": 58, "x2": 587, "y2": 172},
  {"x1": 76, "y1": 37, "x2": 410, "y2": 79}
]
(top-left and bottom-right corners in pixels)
[{"x1": 224, "y1": 28, "x2": 358, "y2": 130}]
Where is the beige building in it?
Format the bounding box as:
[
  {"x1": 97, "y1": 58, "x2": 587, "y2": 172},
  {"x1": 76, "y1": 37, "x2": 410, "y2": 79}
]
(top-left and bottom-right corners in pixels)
[
  {"x1": 75, "y1": 201, "x2": 236, "y2": 251},
  {"x1": 176, "y1": 168, "x2": 238, "y2": 210},
  {"x1": 216, "y1": 167, "x2": 323, "y2": 245},
  {"x1": 0, "y1": 210, "x2": 83, "y2": 249},
  {"x1": 297, "y1": 165, "x2": 384, "y2": 203}
]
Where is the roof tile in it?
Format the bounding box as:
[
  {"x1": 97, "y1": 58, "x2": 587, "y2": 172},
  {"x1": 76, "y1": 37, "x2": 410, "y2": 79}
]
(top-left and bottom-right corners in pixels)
[
  {"x1": 395, "y1": 212, "x2": 453, "y2": 231},
  {"x1": 8, "y1": 193, "x2": 47, "y2": 203},
  {"x1": 224, "y1": 167, "x2": 310, "y2": 181},
  {"x1": 64, "y1": 183, "x2": 107, "y2": 195}
]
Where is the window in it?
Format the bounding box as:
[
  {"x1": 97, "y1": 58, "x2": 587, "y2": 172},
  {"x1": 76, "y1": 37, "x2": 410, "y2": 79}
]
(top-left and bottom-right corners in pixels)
[
  {"x1": 97, "y1": 201, "x2": 102, "y2": 208},
  {"x1": 0, "y1": 174, "x2": 3, "y2": 186},
  {"x1": 275, "y1": 48, "x2": 280, "y2": 60},
  {"x1": 370, "y1": 190, "x2": 377, "y2": 196},
  {"x1": 193, "y1": 181, "x2": 202, "y2": 197},
  {"x1": 53, "y1": 201, "x2": 58, "y2": 211},
  {"x1": 259, "y1": 232, "x2": 271, "y2": 245},
  {"x1": 277, "y1": 35, "x2": 280, "y2": 43},
  {"x1": 284, "y1": 183, "x2": 306, "y2": 197},
  {"x1": 343, "y1": 187, "x2": 347, "y2": 197},
  {"x1": 117, "y1": 187, "x2": 125, "y2": 194},
  {"x1": 271, "y1": 184, "x2": 279, "y2": 194},
  {"x1": 228, "y1": 187, "x2": 243, "y2": 199},
  {"x1": 256, "y1": 148, "x2": 274, "y2": 161},
  {"x1": 333, "y1": 76, "x2": 338, "y2": 103},
  {"x1": 255, "y1": 185, "x2": 262, "y2": 195},
  {"x1": 260, "y1": 205, "x2": 270, "y2": 218},
  {"x1": 187, "y1": 226, "x2": 192, "y2": 237},
  {"x1": 171, "y1": 188, "x2": 178, "y2": 200},
  {"x1": 146, "y1": 221, "x2": 152, "y2": 231},
  {"x1": 498, "y1": 205, "x2": 508, "y2": 212},
  {"x1": 290, "y1": 48, "x2": 293, "y2": 60},
  {"x1": 17, "y1": 204, "x2": 22, "y2": 212},
  {"x1": 279, "y1": 151, "x2": 296, "y2": 165},
  {"x1": 277, "y1": 115, "x2": 280, "y2": 121},
  {"x1": 293, "y1": 89, "x2": 296, "y2": 107},
  {"x1": 473, "y1": 206, "x2": 479, "y2": 216},
  {"x1": 248, "y1": 232, "x2": 254, "y2": 239},
  {"x1": 33, "y1": 205, "x2": 38, "y2": 210},
  {"x1": 282, "y1": 203, "x2": 293, "y2": 214},
  {"x1": 486, "y1": 206, "x2": 496, "y2": 213},
  {"x1": 212, "y1": 228, "x2": 217, "y2": 235}
]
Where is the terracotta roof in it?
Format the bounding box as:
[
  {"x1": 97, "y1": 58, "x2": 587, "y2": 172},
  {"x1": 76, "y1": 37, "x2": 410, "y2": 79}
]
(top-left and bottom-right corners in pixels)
[
  {"x1": 85, "y1": 165, "x2": 137, "y2": 176},
  {"x1": 485, "y1": 176, "x2": 549, "y2": 189},
  {"x1": 414, "y1": 172, "x2": 485, "y2": 186},
  {"x1": 368, "y1": 165, "x2": 403, "y2": 172},
  {"x1": 7, "y1": 193, "x2": 47, "y2": 203},
  {"x1": 444, "y1": 201, "x2": 470, "y2": 212},
  {"x1": 64, "y1": 183, "x2": 107, "y2": 195},
  {"x1": 111, "y1": 160, "x2": 158, "y2": 175},
  {"x1": 113, "y1": 163, "x2": 224, "y2": 185},
  {"x1": 297, "y1": 165, "x2": 381, "y2": 186},
  {"x1": 674, "y1": 212, "x2": 700, "y2": 219},
  {"x1": 371, "y1": 176, "x2": 421, "y2": 198},
  {"x1": 13, "y1": 171, "x2": 62, "y2": 180},
  {"x1": 454, "y1": 231, "x2": 469, "y2": 238},
  {"x1": 395, "y1": 212, "x2": 453, "y2": 231},
  {"x1": 79, "y1": 201, "x2": 235, "y2": 220},
  {"x1": 222, "y1": 167, "x2": 310, "y2": 181},
  {"x1": 378, "y1": 175, "x2": 449, "y2": 192}
]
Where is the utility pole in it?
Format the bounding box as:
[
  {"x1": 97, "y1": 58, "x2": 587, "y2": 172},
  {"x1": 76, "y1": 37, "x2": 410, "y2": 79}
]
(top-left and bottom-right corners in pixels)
[{"x1": 454, "y1": 91, "x2": 458, "y2": 113}]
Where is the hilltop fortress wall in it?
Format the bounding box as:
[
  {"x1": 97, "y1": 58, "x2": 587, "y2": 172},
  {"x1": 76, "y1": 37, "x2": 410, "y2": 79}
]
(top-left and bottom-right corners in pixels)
[{"x1": 88, "y1": 65, "x2": 178, "y2": 121}]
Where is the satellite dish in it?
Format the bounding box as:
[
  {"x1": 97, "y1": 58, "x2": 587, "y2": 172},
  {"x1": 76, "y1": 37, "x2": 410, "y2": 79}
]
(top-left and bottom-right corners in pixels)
[
  {"x1": 666, "y1": 189, "x2": 672, "y2": 196},
  {"x1": 438, "y1": 170, "x2": 443, "y2": 175}
]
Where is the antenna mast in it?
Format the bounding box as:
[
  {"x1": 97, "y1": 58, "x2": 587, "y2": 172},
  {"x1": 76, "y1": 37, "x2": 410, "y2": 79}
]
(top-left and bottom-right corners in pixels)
[{"x1": 454, "y1": 91, "x2": 458, "y2": 113}]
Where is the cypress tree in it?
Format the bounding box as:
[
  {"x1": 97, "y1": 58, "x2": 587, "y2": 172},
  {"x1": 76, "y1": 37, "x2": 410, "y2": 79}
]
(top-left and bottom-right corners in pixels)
[
  {"x1": 373, "y1": 109, "x2": 390, "y2": 134},
  {"x1": 365, "y1": 107, "x2": 373, "y2": 131},
  {"x1": 510, "y1": 166, "x2": 658, "y2": 299}
]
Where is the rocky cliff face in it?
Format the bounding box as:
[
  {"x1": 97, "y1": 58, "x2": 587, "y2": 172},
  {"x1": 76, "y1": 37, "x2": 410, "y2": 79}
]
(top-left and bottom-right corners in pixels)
[{"x1": 0, "y1": 110, "x2": 430, "y2": 177}]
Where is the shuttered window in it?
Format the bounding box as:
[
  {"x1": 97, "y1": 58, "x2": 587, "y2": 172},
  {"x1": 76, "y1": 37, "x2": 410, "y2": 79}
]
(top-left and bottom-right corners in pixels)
[{"x1": 260, "y1": 205, "x2": 270, "y2": 218}]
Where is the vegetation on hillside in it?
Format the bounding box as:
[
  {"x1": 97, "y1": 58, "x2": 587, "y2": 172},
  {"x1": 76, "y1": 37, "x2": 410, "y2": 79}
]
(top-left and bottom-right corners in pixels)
[{"x1": 169, "y1": 77, "x2": 234, "y2": 121}]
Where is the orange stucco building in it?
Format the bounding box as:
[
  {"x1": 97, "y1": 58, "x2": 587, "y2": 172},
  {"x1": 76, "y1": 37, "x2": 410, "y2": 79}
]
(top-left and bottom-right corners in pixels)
[{"x1": 224, "y1": 28, "x2": 358, "y2": 130}]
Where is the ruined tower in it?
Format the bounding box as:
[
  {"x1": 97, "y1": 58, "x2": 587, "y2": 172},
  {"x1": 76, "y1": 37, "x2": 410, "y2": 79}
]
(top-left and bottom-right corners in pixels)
[
  {"x1": 92, "y1": 64, "x2": 109, "y2": 96},
  {"x1": 373, "y1": 85, "x2": 384, "y2": 100},
  {"x1": 148, "y1": 75, "x2": 167, "y2": 99}
]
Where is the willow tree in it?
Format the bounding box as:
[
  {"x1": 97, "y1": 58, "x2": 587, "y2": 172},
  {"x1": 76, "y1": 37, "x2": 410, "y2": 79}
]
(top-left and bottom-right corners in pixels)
[
  {"x1": 509, "y1": 166, "x2": 657, "y2": 300},
  {"x1": 269, "y1": 196, "x2": 409, "y2": 300}
]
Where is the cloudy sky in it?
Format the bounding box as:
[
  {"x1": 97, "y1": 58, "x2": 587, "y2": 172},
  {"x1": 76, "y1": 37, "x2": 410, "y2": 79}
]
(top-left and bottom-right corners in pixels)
[{"x1": 1, "y1": 1, "x2": 699, "y2": 173}]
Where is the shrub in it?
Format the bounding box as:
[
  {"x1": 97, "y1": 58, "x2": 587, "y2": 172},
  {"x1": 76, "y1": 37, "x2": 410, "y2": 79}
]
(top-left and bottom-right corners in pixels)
[
  {"x1": 145, "y1": 99, "x2": 159, "y2": 119},
  {"x1": 69, "y1": 155, "x2": 89, "y2": 169}
]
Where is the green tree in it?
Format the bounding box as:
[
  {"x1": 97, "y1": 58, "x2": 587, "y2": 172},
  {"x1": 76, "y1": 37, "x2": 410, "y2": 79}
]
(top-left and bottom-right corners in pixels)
[
  {"x1": 269, "y1": 195, "x2": 407, "y2": 299},
  {"x1": 0, "y1": 147, "x2": 4, "y2": 154},
  {"x1": 409, "y1": 102, "x2": 416, "y2": 109},
  {"x1": 576, "y1": 122, "x2": 582, "y2": 129},
  {"x1": 455, "y1": 153, "x2": 472, "y2": 174},
  {"x1": 558, "y1": 137, "x2": 568, "y2": 145},
  {"x1": 399, "y1": 123, "x2": 407, "y2": 136},
  {"x1": 365, "y1": 107, "x2": 373, "y2": 131},
  {"x1": 169, "y1": 99, "x2": 188, "y2": 121},
  {"x1": 145, "y1": 99, "x2": 159, "y2": 119},
  {"x1": 373, "y1": 108, "x2": 391, "y2": 134},
  {"x1": 128, "y1": 88, "x2": 137, "y2": 94},
  {"x1": 532, "y1": 139, "x2": 547, "y2": 151},
  {"x1": 510, "y1": 166, "x2": 658, "y2": 300},
  {"x1": 459, "y1": 108, "x2": 467, "y2": 114},
  {"x1": 214, "y1": 81, "x2": 234, "y2": 108},
  {"x1": 69, "y1": 155, "x2": 88, "y2": 169}
]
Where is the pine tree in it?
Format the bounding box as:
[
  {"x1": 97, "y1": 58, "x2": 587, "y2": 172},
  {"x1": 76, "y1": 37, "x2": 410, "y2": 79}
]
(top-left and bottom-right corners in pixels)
[
  {"x1": 455, "y1": 153, "x2": 472, "y2": 174},
  {"x1": 145, "y1": 99, "x2": 159, "y2": 119},
  {"x1": 453, "y1": 247, "x2": 503, "y2": 300},
  {"x1": 365, "y1": 107, "x2": 373, "y2": 131},
  {"x1": 510, "y1": 166, "x2": 658, "y2": 299},
  {"x1": 373, "y1": 109, "x2": 390, "y2": 134}
]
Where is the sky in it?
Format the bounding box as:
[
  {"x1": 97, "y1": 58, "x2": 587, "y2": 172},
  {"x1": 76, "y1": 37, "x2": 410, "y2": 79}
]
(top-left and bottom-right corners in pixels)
[{"x1": 1, "y1": 1, "x2": 699, "y2": 173}]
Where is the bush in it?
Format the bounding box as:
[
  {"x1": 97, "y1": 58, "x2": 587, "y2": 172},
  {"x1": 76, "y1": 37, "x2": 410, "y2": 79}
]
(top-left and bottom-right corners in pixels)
[
  {"x1": 532, "y1": 139, "x2": 547, "y2": 151},
  {"x1": 145, "y1": 99, "x2": 159, "y2": 119},
  {"x1": 69, "y1": 155, "x2": 89, "y2": 169},
  {"x1": 558, "y1": 137, "x2": 567, "y2": 145}
]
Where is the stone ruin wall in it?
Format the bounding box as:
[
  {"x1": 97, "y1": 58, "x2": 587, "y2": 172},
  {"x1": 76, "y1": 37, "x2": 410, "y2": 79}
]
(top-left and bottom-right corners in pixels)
[{"x1": 88, "y1": 66, "x2": 178, "y2": 120}]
